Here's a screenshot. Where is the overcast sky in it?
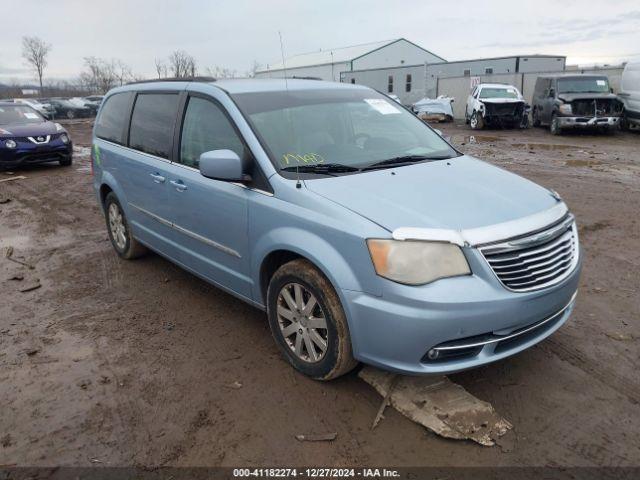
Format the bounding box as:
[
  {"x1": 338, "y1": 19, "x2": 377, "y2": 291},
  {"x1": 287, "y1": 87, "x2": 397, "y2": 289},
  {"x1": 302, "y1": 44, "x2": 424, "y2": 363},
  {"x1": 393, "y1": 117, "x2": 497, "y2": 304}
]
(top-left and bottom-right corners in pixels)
[{"x1": 1, "y1": 0, "x2": 639, "y2": 84}]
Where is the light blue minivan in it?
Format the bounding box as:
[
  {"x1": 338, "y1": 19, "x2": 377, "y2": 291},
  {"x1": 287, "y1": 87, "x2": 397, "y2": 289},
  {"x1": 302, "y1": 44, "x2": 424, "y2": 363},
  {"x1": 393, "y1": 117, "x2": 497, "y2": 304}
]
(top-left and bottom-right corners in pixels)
[{"x1": 92, "y1": 78, "x2": 581, "y2": 380}]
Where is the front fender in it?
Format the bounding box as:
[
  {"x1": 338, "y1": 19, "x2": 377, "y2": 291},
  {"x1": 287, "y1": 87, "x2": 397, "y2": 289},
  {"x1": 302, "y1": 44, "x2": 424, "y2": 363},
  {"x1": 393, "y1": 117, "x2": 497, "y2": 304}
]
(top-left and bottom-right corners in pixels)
[{"x1": 251, "y1": 226, "x2": 378, "y2": 305}]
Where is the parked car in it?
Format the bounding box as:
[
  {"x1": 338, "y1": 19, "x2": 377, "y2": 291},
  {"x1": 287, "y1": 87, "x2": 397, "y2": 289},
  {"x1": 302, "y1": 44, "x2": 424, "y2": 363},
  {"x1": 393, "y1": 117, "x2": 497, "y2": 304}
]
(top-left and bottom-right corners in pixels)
[
  {"x1": 465, "y1": 83, "x2": 527, "y2": 129},
  {"x1": 83, "y1": 95, "x2": 104, "y2": 110},
  {"x1": 10, "y1": 98, "x2": 55, "y2": 119},
  {"x1": 0, "y1": 101, "x2": 73, "y2": 168},
  {"x1": 69, "y1": 97, "x2": 98, "y2": 116},
  {"x1": 93, "y1": 79, "x2": 581, "y2": 380},
  {"x1": 619, "y1": 61, "x2": 640, "y2": 130},
  {"x1": 532, "y1": 74, "x2": 623, "y2": 135},
  {"x1": 48, "y1": 99, "x2": 92, "y2": 119}
]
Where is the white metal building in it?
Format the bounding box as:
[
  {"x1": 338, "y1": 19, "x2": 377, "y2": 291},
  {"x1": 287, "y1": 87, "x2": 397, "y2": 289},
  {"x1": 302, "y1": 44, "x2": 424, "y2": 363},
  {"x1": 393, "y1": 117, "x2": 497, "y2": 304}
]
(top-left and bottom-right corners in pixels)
[
  {"x1": 342, "y1": 55, "x2": 567, "y2": 105},
  {"x1": 255, "y1": 38, "x2": 445, "y2": 82}
]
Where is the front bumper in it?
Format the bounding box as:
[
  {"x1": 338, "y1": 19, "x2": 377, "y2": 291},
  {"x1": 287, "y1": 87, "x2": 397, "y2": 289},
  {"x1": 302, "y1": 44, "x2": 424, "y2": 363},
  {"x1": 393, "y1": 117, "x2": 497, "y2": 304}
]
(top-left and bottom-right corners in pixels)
[
  {"x1": 0, "y1": 142, "x2": 73, "y2": 169},
  {"x1": 342, "y1": 249, "x2": 582, "y2": 375},
  {"x1": 558, "y1": 115, "x2": 620, "y2": 128}
]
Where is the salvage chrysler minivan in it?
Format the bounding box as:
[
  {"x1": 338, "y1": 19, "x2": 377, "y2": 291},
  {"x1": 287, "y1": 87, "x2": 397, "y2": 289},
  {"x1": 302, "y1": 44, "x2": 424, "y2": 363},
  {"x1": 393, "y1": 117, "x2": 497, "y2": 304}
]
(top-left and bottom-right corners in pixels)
[{"x1": 92, "y1": 78, "x2": 581, "y2": 380}]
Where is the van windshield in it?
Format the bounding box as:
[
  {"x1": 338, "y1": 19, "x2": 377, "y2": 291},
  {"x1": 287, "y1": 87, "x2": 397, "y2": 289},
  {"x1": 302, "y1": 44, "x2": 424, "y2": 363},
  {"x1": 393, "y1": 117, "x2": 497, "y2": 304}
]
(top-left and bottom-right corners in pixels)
[
  {"x1": 232, "y1": 89, "x2": 458, "y2": 174},
  {"x1": 558, "y1": 77, "x2": 610, "y2": 94}
]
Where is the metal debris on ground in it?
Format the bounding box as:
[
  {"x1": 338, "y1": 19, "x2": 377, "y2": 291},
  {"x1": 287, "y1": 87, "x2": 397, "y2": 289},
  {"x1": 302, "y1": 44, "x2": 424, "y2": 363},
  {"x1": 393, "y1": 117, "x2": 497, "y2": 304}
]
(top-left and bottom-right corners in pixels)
[
  {"x1": 605, "y1": 332, "x2": 634, "y2": 341},
  {"x1": 4, "y1": 246, "x2": 35, "y2": 270},
  {"x1": 19, "y1": 280, "x2": 41, "y2": 293},
  {"x1": 0, "y1": 175, "x2": 27, "y2": 183},
  {"x1": 359, "y1": 366, "x2": 512, "y2": 446},
  {"x1": 295, "y1": 432, "x2": 337, "y2": 442},
  {"x1": 224, "y1": 381, "x2": 243, "y2": 389}
]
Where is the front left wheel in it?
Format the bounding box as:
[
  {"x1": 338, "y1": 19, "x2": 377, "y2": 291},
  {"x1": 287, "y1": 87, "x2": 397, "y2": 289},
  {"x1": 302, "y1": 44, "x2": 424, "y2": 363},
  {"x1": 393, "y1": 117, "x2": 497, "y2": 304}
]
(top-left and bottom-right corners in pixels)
[
  {"x1": 470, "y1": 111, "x2": 484, "y2": 130},
  {"x1": 267, "y1": 259, "x2": 357, "y2": 380}
]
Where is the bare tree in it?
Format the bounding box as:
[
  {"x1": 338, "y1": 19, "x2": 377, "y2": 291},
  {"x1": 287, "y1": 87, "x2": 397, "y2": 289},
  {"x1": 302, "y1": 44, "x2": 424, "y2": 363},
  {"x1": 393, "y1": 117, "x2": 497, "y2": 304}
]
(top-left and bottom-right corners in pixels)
[
  {"x1": 155, "y1": 58, "x2": 168, "y2": 79},
  {"x1": 21, "y1": 36, "x2": 51, "y2": 92},
  {"x1": 205, "y1": 65, "x2": 238, "y2": 79},
  {"x1": 248, "y1": 60, "x2": 262, "y2": 78},
  {"x1": 79, "y1": 57, "x2": 118, "y2": 94},
  {"x1": 168, "y1": 50, "x2": 197, "y2": 78},
  {"x1": 114, "y1": 60, "x2": 133, "y2": 86}
]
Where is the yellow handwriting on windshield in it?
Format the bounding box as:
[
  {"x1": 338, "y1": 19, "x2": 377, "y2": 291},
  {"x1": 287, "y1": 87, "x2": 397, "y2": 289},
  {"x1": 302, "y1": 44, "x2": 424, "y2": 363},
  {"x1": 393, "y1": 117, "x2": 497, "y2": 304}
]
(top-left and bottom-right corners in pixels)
[{"x1": 281, "y1": 153, "x2": 325, "y2": 165}]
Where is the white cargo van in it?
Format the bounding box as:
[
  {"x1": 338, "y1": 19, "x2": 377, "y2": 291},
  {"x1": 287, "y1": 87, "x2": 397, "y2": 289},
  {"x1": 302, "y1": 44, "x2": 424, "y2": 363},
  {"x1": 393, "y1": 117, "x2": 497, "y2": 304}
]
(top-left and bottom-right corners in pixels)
[{"x1": 620, "y1": 61, "x2": 640, "y2": 129}]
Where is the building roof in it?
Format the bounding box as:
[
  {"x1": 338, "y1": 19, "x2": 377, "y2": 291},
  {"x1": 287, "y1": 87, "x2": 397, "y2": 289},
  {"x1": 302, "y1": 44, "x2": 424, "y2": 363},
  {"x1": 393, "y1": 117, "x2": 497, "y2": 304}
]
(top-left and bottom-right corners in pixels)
[{"x1": 257, "y1": 38, "x2": 443, "y2": 73}]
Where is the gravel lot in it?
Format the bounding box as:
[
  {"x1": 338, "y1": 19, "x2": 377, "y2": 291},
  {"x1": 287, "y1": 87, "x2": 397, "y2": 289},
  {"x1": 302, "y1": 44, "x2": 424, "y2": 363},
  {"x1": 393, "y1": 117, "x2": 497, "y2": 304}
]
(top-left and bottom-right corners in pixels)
[{"x1": 0, "y1": 119, "x2": 639, "y2": 467}]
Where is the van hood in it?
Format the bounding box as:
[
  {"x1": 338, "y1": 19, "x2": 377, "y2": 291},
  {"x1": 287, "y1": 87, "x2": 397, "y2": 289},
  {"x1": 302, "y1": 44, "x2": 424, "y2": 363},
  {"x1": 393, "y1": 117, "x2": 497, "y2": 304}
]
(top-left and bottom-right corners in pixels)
[{"x1": 304, "y1": 155, "x2": 558, "y2": 233}]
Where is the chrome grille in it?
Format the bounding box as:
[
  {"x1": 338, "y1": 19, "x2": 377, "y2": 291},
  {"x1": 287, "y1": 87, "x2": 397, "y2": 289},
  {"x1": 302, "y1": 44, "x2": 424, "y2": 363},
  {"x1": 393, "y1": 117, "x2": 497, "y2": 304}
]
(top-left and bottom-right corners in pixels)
[{"x1": 480, "y1": 215, "x2": 579, "y2": 292}]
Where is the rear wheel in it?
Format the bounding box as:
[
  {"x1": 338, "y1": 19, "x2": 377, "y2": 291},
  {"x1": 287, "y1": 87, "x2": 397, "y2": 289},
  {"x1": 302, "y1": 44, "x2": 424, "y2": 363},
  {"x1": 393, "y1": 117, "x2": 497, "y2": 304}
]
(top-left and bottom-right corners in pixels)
[
  {"x1": 470, "y1": 111, "x2": 484, "y2": 130},
  {"x1": 104, "y1": 192, "x2": 147, "y2": 260},
  {"x1": 267, "y1": 259, "x2": 357, "y2": 380}
]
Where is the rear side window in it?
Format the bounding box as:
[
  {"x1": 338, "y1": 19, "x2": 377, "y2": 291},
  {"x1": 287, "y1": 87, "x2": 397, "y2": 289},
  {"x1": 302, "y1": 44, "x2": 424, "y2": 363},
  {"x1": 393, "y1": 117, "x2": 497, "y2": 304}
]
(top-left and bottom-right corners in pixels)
[
  {"x1": 129, "y1": 93, "x2": 179, "y2": 159},
  {"x1": 95, "y1": 93, "x2": 130, "y2": 144},
  {"x1": 179, "y1": 96, "x2": 245, "y2": 168}
]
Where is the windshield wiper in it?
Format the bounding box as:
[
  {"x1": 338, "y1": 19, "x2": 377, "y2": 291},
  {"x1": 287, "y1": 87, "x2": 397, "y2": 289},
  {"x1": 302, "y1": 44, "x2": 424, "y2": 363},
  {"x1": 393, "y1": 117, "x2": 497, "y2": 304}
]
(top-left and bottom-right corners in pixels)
[
  {"x1": 362, "y1": 154, "x2": 447, "y2": 171},
  {"x1": 281, "y1": 163, "x2": 360, "y2": 175}
]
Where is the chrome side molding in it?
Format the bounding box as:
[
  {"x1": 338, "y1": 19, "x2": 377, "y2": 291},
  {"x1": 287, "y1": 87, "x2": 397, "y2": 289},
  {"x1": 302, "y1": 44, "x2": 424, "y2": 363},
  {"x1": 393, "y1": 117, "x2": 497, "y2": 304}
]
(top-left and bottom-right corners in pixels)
[{"x1": 129, "y1": 202, "x2": 241, "y2": 258}]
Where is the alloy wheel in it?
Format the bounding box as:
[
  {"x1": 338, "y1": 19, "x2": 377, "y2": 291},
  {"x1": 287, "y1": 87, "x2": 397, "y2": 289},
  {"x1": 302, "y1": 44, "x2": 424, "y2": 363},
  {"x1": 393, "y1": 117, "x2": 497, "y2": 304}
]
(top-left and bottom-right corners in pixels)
[
  {"x1": 276, "y1": 283, "x2": 328, "y2": 363},
  {"x1": 108, "y1": 203, "x2": 127, "y2": 250}
]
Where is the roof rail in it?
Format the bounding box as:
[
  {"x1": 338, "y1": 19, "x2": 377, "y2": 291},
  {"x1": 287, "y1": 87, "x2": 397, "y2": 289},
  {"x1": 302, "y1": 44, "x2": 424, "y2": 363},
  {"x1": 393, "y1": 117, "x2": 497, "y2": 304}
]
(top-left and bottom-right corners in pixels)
[{"x1": 126, "y1": 76, "x2": 217, "y2": 85}]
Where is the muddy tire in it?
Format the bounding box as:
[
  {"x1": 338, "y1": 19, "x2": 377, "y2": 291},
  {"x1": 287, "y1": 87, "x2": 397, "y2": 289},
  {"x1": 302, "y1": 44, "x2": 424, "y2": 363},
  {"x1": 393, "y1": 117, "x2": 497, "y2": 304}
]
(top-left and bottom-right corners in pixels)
[
  {"x1": 104, "y1": 192, "x2": 147, "y2": 260},
  {"x1": 470, "y1": 111, "x2": 484, "y2": 130},
  {"x1": 619, "y1": 115, "x2": 629, "y2": 131},
  {"x1": 550, "y1": 114, "x2": 562, "y2": 135},
  {"x1": 532, "y1": 109, "x2": 541, "y2": 127},
  {"x1": 266, "y1": 259, "x2": 358, "y2": 381}
]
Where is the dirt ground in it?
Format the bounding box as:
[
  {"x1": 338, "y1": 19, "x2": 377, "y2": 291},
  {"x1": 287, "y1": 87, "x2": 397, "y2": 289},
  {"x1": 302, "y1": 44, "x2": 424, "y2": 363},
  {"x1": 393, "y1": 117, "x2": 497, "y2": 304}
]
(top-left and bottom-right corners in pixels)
[{"x1": 0, "y1": 119, "x2": 639, "y2": 468}]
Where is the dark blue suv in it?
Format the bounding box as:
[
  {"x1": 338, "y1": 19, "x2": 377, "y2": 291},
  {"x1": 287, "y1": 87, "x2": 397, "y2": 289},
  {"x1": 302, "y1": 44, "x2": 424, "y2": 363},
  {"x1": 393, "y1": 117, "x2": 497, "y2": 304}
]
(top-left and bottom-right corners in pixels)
[{"x1": 0, "y1": 101, "x2": 73, "y2": 169}]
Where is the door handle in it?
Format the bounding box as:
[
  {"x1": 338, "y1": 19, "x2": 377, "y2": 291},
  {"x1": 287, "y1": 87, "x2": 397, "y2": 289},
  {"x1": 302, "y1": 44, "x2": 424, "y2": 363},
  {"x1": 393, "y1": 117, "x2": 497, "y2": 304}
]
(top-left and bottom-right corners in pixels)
[
  {"x1": 150, "y1": 173, "x2": 166, "y2": 184},
  {"x1": 170, "y1": 179, "x2": 188, "y2": 192}
]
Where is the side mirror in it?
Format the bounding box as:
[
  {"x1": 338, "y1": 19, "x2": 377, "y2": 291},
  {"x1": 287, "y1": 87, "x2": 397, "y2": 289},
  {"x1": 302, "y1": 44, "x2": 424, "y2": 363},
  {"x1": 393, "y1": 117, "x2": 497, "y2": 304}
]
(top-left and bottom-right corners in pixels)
[
  {"x1": 548, "y1": 88, "x2": 555, "y2": 98},
  {"x1": 199, "y1": 149, "x2": 250, "y2": 182}
]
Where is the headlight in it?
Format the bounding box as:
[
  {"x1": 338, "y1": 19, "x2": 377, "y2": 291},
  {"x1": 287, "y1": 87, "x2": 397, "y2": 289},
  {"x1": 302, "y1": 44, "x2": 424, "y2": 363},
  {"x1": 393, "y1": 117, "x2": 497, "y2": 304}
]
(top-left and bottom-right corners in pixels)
[
  {"x1": 60, "y1": 134, "x2": 70, "y2": 144},
  {"x1": 367, "y1": 239, "x2": 471, "y2": 285},
  {"x1": 5, "y1": 139, "x2": 16, "y2": 149},
  {"x1": 559, "y1": 103, "x2": 572, "y2": 115}
]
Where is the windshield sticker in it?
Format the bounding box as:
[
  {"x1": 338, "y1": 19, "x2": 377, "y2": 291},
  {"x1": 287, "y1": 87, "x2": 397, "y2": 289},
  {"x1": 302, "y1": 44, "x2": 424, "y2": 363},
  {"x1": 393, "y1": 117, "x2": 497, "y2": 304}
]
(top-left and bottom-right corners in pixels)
[
  {"x1": 364, "y1": 98, "x2": 401, "y2": 115},
  {"x1": 281, "y1": 152, "x2": 325, "y2": 166},
  {"x1": 23, "y1": 112, "x2": 39, "y2": 119},
  {"x1": 596, "y1": 80, "x2": 606, "y2": 86}
]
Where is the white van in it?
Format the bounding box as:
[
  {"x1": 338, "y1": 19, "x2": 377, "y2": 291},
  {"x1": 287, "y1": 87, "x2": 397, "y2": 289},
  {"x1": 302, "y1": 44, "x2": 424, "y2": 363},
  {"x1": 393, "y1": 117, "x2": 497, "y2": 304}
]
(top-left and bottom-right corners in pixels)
[{"x1": 620, "y1": 61, "x2": 640, "y2": 129}]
